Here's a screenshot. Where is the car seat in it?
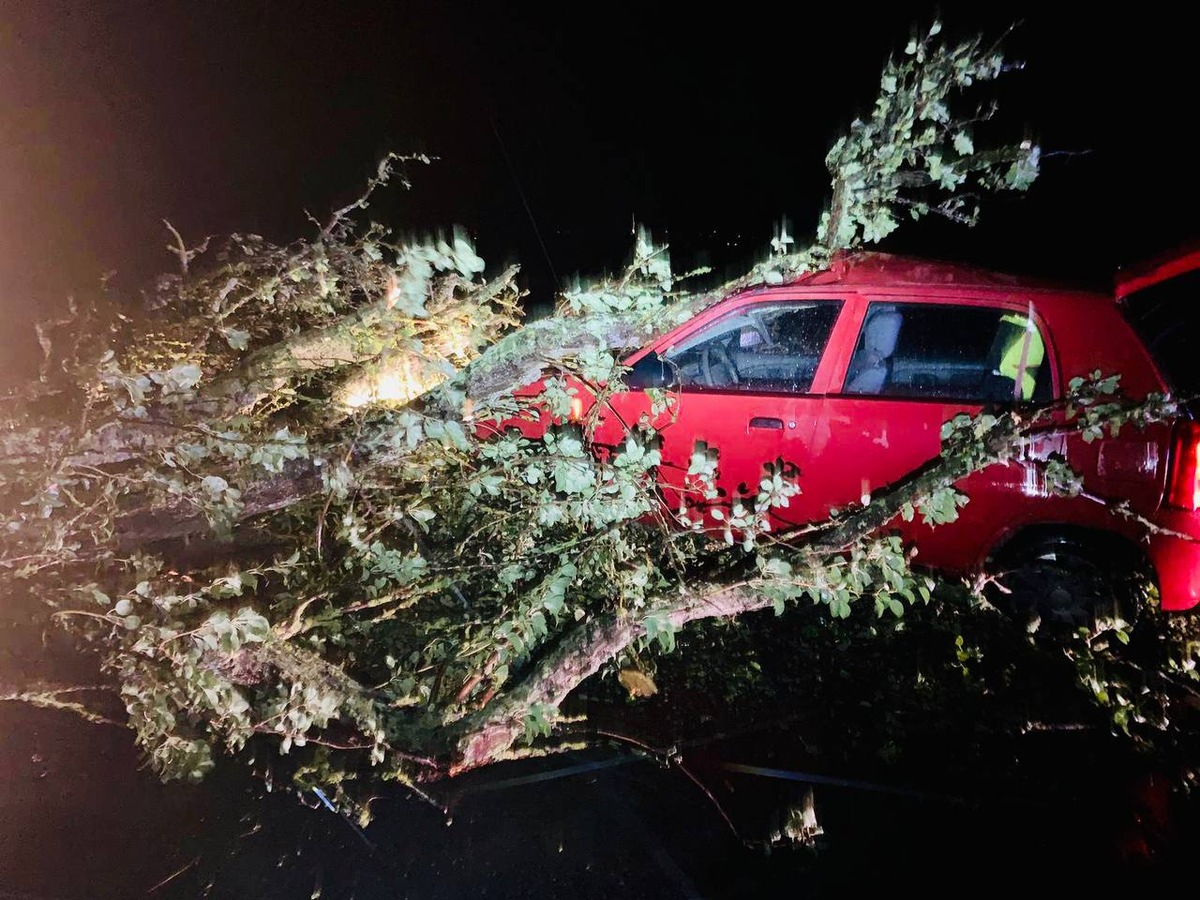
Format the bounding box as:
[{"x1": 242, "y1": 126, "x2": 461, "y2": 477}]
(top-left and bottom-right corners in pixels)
[{"x1": 845, "y1": 308, "x2": 903, "y2": 394}]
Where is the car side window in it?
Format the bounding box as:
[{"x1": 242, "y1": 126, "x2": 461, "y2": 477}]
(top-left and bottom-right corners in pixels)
[
  {"x1": 843, "y1": 302, "x2": 1052, "y2": 402},
  {"x1": 663, "y1": 301, "x2": 842, "y2": 392}
]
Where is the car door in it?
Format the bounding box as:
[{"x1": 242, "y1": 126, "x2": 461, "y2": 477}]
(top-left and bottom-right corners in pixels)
[
  {"x1": 605, "y1": 296, "x2": 846, "y2": 533},
  {"x1": 807, "y1": 296, "x2": 1053, "y2": 568}
]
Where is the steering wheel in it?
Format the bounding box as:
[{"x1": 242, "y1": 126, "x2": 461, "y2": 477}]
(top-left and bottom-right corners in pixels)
[{"x1": 701, "y1": 342, "x2": 740, "y2": 387}]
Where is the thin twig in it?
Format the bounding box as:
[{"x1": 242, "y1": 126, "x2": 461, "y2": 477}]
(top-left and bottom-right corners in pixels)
[
  {"x1": 146, "y1": 855, "x2": 199, "y2": 894},
  {"x1": 162, "y1": 220, "x2": 212, "y2": 275}
]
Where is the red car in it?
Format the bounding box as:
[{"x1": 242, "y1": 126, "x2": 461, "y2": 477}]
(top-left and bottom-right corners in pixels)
[{"x1": 502, "y1": 249, "x2": 1200, "y2": 624}]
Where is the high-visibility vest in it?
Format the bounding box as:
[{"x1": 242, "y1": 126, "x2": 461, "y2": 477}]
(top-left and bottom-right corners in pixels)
[{"x1": 997, "y1": 313, "x2": 1045, "y2": 400}]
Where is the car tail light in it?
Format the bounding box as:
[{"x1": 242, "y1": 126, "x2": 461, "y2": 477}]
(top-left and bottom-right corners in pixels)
[
  {"x1": 1166, "y1": 420, "x2": 1200, "y2": 510},
  {"x1": 568, "y1": 396, "x2": 585, "y2": 422}
]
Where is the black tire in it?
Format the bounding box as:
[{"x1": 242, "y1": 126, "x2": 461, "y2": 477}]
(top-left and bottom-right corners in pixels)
[{"x1": 986, "y1": 537, "x2": 1142, "y2": 632}]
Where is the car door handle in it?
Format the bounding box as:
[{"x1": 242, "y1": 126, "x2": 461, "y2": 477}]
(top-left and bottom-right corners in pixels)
[{"x1": 749, "y1": 417, "x2": 784, "y2": 430}]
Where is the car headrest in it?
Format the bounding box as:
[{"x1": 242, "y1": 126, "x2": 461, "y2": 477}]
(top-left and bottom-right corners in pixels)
[{"x1": 863, "y1": 310, "x2": 902, "y2": 358}]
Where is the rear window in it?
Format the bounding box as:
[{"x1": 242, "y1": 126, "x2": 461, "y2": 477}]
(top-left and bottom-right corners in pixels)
[
  {"x1": 842, "y1": 302, "x2": 1052, "y2": 403},
  {"x1": 1121, "y1": 268, "x2": 1200, "y2": 407}
]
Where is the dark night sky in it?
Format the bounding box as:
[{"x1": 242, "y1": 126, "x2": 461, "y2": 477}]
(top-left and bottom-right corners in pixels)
[{"x1": 1, "y1": 2, "x2": 1195, "y2": 384}]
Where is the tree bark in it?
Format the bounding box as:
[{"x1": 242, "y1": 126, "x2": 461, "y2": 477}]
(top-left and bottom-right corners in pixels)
[
  {"x1": 448, "y1": 582, "x2": 762, "y2": 774},
  {"x1": 114, "y1": 461, "x2": 324, "y2": 550}
]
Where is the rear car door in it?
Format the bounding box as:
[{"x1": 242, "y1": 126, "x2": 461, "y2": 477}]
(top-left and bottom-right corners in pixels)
[{"x1": 807, "y1": 295, "x2": 1054, "y2": 569}]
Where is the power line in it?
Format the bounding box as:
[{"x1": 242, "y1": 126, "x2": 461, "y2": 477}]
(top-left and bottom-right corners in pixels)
[{"x1": 491, "y1": 116, "x2": 561, "y2": 292}]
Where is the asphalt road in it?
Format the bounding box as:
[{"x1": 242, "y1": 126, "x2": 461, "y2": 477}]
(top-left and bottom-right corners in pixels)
[
  {"x1": 3, "y1": 694, "x2": 1197, "y2": 900},
  {"x1": 4, "y1": 586, "x2": 1198, "y2": 899}
]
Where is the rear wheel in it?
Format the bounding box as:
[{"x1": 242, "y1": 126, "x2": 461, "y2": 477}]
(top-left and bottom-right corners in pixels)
[{"x1": 986, "y1": 537, "x2": 1144, "y2": 632}]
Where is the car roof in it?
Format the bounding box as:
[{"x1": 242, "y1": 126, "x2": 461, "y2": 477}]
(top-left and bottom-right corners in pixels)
[
  {"x1": 633, "y1": 249, "x2": 1168, "y2": 396},
  {"x1": 789, "y1": 250, "x2": 1079, "y2": 294},
  {"x1": 650, "y1": 250, "x2": 1109, "y2": 349}
]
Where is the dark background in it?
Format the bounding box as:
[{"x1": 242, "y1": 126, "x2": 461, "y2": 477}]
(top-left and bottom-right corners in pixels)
[
  {"x1": 2, "y1": 5, "x2": 1199, "y2": 896},
  {"x1": 1, "y1": 2, "x2": 1195, "y2": 384}
]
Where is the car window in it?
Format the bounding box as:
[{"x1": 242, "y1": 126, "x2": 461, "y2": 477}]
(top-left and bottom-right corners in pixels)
[
  {"x1": 1120, "y1": 267, "x2": 1200, "y2": 409},
  {"x1": 842, "y1": 302, "x2": 1052, "y2": 402},
  {"x1": 663, "y1": 301, "x2": 841, "y2": 392}
]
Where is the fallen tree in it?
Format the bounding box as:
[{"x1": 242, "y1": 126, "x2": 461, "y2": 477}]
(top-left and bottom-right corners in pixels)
[{"x1": 3, "y1": 21, "x2": 1198, "y2": 831}]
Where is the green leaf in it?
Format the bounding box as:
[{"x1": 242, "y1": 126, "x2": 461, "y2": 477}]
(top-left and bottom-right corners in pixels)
[
  {"x1": 201, "y1": 475, "x2": 230, "y2": 497},
  {"x1": 408, "y1": 507, "x2": 437, "y2": 531},
  {"x1": 761, "y1": 557, "x2": 792, "y2": 578},
  {"x1": 155, "y1": 363, "x2": 202, "y2": 395}
]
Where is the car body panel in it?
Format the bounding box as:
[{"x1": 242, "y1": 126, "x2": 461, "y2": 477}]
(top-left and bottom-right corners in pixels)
[{"x1": 497, "y1": 251, "x2": 1200, "y2": 611}]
